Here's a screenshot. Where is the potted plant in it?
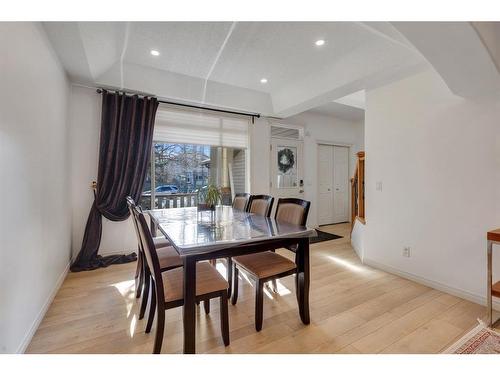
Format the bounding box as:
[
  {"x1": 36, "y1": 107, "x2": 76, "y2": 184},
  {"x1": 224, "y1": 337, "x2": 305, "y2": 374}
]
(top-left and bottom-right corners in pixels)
[{"x1": 197, "y1": 184, "x2": 221, "y2": 211}]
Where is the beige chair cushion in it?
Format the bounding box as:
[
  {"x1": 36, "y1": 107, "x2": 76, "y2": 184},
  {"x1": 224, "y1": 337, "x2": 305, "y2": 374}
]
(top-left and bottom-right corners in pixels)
[
  {"x1": 233, "y1": 196, "x2": 248, "y2": 211},
  {"x1": 157, "y1": 246, "x2": 183, "y2": 270},
  {"x1": 233, "y1": 251, "x2": 296, "y2": 279},
  {"x1": 161, "y1": 262, "x2": 229, "y2": 303},
  {"x1": 276, "y1": 203, "x2": 305, "y2": 225},
  {"x1": 249, "y1": 199, "x2": 269, "y2": 216}
]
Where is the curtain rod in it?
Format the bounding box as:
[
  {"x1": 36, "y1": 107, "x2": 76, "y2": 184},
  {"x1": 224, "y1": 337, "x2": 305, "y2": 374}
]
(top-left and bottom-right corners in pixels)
[{"x1": 96, "y1": 88, "x2": 261, "y2": 120}]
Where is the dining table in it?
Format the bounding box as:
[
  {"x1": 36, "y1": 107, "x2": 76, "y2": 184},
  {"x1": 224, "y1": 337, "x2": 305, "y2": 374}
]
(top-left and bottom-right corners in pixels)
[{"x1": 147, "y1": 205, "x2": 316, "y2": 354}]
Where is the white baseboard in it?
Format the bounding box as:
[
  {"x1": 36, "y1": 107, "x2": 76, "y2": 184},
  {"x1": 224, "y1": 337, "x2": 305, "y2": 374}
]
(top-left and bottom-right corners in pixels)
[
  {"x1": 363, "y1": 257, "x2": 500, "y2": 311},
  {"x1": 16, "y1": 261, "x2": 70, "y2": 353}
]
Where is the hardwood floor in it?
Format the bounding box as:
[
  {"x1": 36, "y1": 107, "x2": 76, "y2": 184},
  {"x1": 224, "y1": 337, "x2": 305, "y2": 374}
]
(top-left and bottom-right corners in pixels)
[{"x1": 27, "y1": 223, "x2": 488, "y2": 354}]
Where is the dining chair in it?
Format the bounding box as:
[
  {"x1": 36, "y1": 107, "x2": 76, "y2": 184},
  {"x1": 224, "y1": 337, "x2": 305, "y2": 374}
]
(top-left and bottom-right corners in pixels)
[
  {"x1": 226, "y1": 194, "x2": 274, "y2": 298},
  {"x1": 232, "y1": 193, "x2": 250, "y2": 211},
  {"x1": 135, "y1": 210, "x2": 230, "y2": 353},
  {"x1": 221, "y1": 192, "x2": 249, "y2": 297},
  {"x1": 231, "y1": 198, "x2": 311, "y2": 331},
  {"x1": 247, "y1": 194, "x2": 274, "y2": 217},
  {"x1": 126, "y1": 197, "x2": 183, "y2": 321},
  {"x1": 249, "y1": 194, "x2": 277, "y2": 291}
]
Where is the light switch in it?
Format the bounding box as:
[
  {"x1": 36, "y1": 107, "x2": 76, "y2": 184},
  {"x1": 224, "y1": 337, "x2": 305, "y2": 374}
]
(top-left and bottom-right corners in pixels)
[{"x1": 376, "y1": 181, "x2": 383, "y2": 191}]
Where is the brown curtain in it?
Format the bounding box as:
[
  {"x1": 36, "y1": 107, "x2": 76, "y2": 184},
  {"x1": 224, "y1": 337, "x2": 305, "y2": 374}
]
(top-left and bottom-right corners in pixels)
[{"x1": 71, "y1": 90, "x2": 158, "y2": 272}]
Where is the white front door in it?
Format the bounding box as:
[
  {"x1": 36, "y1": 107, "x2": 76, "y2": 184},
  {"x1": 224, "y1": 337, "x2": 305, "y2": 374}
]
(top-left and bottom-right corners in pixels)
[
  {"x1": 270, "y1": 138, "x2": 304, "y2": 205},
  {"x1": 333, "y1": 145, "x2": 350, "y2": 223},
  {"x1": 318, "y1": 145, "x2": 334, "y2": 225}
]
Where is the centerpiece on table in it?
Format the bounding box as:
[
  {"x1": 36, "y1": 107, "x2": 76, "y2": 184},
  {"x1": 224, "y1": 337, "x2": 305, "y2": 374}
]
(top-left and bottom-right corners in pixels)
[{"x1": 197, "y1": 184, "x2": 222, "y2": 225}]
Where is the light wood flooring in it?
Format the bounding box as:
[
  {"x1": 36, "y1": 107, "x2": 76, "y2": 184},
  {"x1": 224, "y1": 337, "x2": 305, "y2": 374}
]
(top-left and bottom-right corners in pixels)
[{"x1": 27, "y1": 223, "x2": 488, "y2": 354}]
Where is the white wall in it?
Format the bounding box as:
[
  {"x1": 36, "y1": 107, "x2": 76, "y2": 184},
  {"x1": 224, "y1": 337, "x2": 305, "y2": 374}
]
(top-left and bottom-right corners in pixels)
[
  {"x1": 351, "y1": 219, "x2": 365, "y2": 260},
  {"x1": 364, "y1": 68, "x2": 500, "y2": 305},
  {"x1": 0, "y1": 23, "x2": 71, "y2": 353},
  {"x1": 68, "y1": 85, "x2": 137, "y2": 258}
]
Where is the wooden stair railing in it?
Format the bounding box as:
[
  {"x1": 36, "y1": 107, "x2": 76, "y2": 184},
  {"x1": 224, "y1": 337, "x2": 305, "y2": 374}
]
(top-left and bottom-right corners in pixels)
[{"x1": 351, "y1": 151, "x2": 365, "y2": 233}]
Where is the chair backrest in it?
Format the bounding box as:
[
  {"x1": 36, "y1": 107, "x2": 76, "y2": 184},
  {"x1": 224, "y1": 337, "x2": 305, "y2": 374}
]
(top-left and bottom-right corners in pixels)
[
  {"x1": 135, "y1": 209, "x2": 164, "y2": 294},
  {"x1": 126, "y1": 196, "x2": 144, "y2": 254},
  {"x1": 247, "y1": 195, "x2": 274, "y2": 217},
  {"x1": 232, "y1": 193, "x2": 250, "y2": 211},
  {"x1": 274, "y1": 198, "x2": 311, "y2": 226}
]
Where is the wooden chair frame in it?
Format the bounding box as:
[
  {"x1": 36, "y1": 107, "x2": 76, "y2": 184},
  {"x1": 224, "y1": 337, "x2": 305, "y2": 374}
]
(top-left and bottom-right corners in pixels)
[
  {"x1": 135, "y1": 209, "x2": 229, "y2": 353},
  {"x1": 246, "y1": 194, "x2": 275, "y2": 217},
  {"x1": 232, "y1": 192, "x2": 251, "y2": 211},
  {"x1": 231, "y1": 197, "x2": 311, "y2": 331},
  {"x1": 126, "y1": 196, "x2": 181, "y2": 321},
  {"x1": 126, "y1": 197, "x2": 150, "y2": 319},
  {"x1": 226, "y1": 194, "x2": 274, "y2": 299}
]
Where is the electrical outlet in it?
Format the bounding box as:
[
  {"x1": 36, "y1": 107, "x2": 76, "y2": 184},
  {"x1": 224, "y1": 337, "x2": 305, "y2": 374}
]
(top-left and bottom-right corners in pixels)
[{"x1": 403, "y1": 247, "x2": 411, "y2": 257}]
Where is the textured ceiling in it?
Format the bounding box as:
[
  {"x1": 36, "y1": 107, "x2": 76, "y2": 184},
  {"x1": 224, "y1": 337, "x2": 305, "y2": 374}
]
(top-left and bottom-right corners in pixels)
[{"x1": 42, "y1": 21, "x2": 499, "y2": 117}]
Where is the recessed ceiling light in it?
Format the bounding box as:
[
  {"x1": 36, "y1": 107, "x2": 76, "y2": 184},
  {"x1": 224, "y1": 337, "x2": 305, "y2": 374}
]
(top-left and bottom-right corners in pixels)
[
  {"x1": 260, "y1": 78, "x2": 268, "y2": 84},
  {"x1": 315, "y1": 39, "x2": 325, "y2": 46},
  {"x1": 150, "y1": 50, "x2": 160, "y2": 56}
]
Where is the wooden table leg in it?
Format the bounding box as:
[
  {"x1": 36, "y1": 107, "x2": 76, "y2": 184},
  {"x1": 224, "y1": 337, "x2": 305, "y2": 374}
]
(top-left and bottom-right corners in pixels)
[
  {"x1": 487, "y1": 240, "x2": 493, "y2": 327},
  {"x1": 183, "y1": 256, "x2": 197, "y2": 354},
  {"x1": 296, "y1": 238, "x2": 310, "y2": 325}
]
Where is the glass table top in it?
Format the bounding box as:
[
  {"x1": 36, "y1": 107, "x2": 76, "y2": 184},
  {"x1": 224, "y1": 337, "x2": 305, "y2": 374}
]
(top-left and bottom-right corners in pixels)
[{"x1": 148, "y1": 206, "x2": 316, "y2": 255}]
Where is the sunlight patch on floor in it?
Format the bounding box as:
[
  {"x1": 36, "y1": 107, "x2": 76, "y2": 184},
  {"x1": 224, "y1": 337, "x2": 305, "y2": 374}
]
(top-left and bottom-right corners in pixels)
[
  {"x1": 129, "y1": 314, "x2": 137, "y2": 337},
  {"x1": 263, "y1": 287, "x2": 274, "y2": 300},
  {"x1": 216, "y1": 261, "x2": 227, "y2": 277},
  {"x1": 239, "y1": 269, "x2": 253, "y2": 286},
  {"x1": 274, "y1": 279, "x2": 292, "y2": 296},
  {"x1": 111, "y1": 279, "x2": 135, "y2": 296},
  {"x1": 327, "y1": 255, "x2": 365, "y2": 273},
  {"x1": 111, "y1": 279, "x2": 136, "y2": 317}
]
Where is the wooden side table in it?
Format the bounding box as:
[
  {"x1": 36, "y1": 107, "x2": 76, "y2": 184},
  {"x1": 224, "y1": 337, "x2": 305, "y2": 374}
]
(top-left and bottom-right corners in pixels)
[{"x1": 487, "y1": 228, "x2": 500, "y2": 327}]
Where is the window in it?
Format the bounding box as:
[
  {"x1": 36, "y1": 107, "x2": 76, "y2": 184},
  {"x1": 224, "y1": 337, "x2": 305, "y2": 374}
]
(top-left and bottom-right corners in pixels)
[
  {"x1": 153, "y1": 104, "x2": 249, "y2": 148},
  {"x1": 140, "y1": 105, "x2": 250, "y2": 210}
]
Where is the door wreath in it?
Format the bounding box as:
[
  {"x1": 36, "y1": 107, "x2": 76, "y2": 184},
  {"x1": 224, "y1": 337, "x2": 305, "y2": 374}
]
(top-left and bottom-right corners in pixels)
[{"x1": 277, "y1": 148, "x2": 295, "y2": 173}]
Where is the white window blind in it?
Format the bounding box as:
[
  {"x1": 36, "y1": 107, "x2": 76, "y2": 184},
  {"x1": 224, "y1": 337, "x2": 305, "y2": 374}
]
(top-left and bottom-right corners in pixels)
[{"x1": 154, "y1": 104, "x2": 250, "y2": 149}]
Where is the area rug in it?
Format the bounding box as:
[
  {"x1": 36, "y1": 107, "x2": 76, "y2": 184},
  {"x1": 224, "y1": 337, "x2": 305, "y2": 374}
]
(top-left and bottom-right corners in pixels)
[
  {"x1": 443, "y1": 321, "x2": 500, "y2": 354},
  {"x1": 310, "y1": 229, "x2": 342, "y2": 244}
]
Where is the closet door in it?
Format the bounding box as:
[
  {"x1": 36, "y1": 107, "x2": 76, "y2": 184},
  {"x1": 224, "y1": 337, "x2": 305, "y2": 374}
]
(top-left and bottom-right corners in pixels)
[
  {"x1": 317, "y1": 145, "x2": 334, "y2": 225},
  {"x1": 332, "y1": 145, "x2": 350, "y2": 223}
]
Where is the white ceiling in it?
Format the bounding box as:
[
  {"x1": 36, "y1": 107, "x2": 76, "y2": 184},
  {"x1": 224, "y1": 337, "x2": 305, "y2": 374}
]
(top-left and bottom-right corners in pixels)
[
  {"x1": 308, "y1": 90, "x2": 365, "y2": 121},
  {"x1": 392, "y1": 22, "x2": 500, "y2": 98},
  {"x1": 309, "y1": 101, "x2": 365, "y2": 121},
  {"x1": 42, "y1": 21, "x2": 499, "y2": 118},
  {"x1": 473, "y1": 22, "x2": 500, "y2": 72},
  {"x1": 334, "y1": 90, "x2": 365, "y2": 109},
  {"x1": 124, "y1": 22, "x2": 235, "y2": 81},
  {"x1": 205, "y1": 22, "x2": 378, "y2": 94}
]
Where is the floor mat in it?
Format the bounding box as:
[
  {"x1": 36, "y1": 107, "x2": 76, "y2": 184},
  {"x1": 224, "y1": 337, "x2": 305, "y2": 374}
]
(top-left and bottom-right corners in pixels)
[{"x1": 310, "y1": 229, "x2": 343, "y2": 244}]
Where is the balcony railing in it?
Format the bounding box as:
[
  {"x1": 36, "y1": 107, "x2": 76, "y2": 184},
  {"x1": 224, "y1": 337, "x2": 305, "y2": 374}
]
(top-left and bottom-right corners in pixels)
[{"x1": 139, "y1": 192, "x2": 198, "y2": 210}]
